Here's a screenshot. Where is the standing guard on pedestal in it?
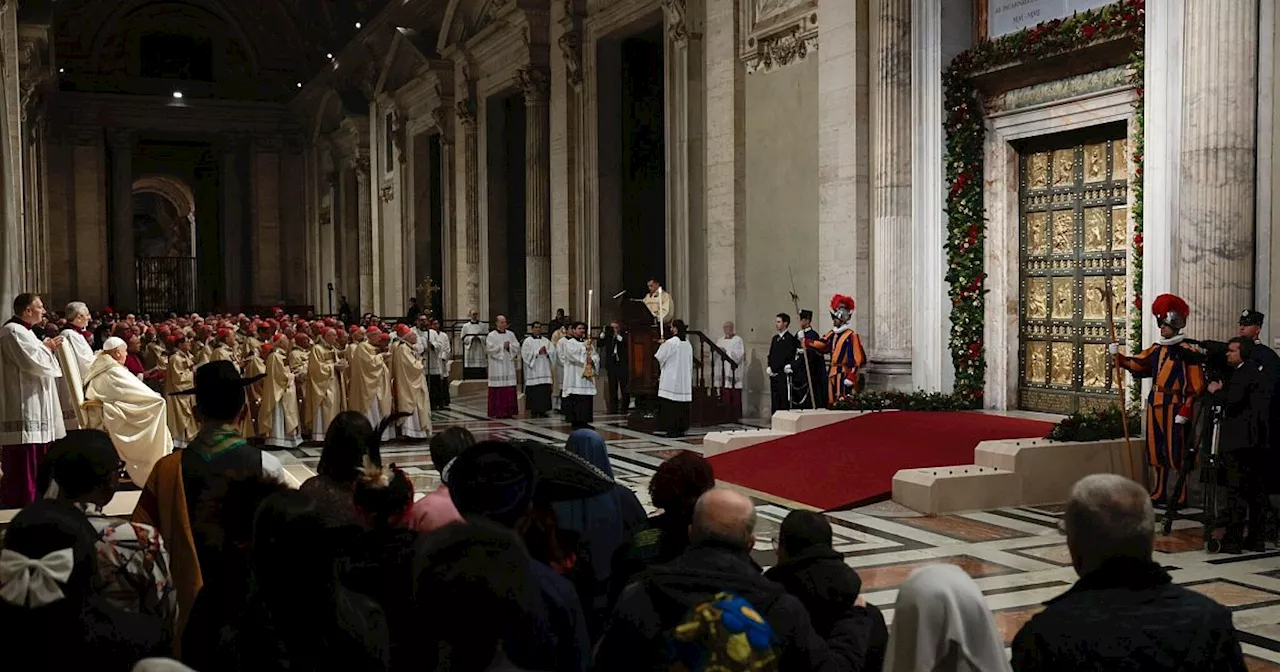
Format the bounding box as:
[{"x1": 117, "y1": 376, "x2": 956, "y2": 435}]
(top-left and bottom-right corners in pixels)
[
  {"x1": 1113, "y1": 293, "x2": 1207, "y2": 507},
  {"x1": 804, "y1": 296, "x2": 867, "y2": 406}
]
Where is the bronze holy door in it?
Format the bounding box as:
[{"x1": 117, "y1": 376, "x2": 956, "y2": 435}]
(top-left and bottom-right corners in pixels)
[{"x1": 1017, "y1": 127, "x2": 1129, "y2": 415}]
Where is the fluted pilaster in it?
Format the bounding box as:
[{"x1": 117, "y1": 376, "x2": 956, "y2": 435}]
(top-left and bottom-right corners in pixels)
[
  {"x1": 519, "y1": 66, "x2": 552, "y2": 324},
  {"x1": 354, "y1": 156, "x2": 375, "y2": 314},
  {"x1": 870, "y1": 0, "x2": 912, "y2": 376},
  {"x1": 910, "y1": 0, "x2": 944, "y2": 392},
  {"x1": 108, "y1": 128, "x2": 137, "y2": 310},
  {"x1": 457, "y1": 97, "x2": 480, "y2": 313},
  {"x1": 1177, "y1": 0, "x2": 1258, "y2": 338}
]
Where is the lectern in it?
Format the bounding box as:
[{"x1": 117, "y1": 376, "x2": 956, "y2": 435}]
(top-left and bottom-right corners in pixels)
[{"x1": 614, "y1": 297, "x2": 664, "y2": 428}]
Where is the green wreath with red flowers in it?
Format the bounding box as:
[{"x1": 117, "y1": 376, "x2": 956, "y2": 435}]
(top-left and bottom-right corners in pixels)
[{"x1": 943, "y1": 0, "x2": 1146, "y2": 406}]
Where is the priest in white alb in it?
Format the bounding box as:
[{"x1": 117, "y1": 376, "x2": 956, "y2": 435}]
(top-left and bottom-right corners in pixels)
[
  {"x1": 461, "y1": 310, "x2": 489, "y2": 380},
  {"x1": 60, "y1": 301, "x2": 95, "y2": 379},
  {"x1": 485, "y1": 315, "x2": 521, "y2": 419},
  {"x1": 656, "y1": 319, "x2": 694, "y2": 438},
  {"x1": 0, "y1": 293, "x2": 67, "y2": 507},
  {"x1": 715, "y1": 320, "x2": 746, "y2": 413},
  {"x1": 521, "y1": 321, "x2": 554, "y2": 418},
  {"x1": 643, "y1": 278, "x2": 674, "y2": 324},
  {"x1": 84, "y1": 337, "x2": 172, "y2": 487}
]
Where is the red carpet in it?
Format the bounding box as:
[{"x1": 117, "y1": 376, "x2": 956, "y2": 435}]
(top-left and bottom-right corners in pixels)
[{"x1": 707, "y1": 411, "x2": 1055, "y2": 510}]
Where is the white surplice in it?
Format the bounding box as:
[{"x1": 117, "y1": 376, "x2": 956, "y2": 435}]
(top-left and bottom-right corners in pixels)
[
  {"x1": 485, "y1": 330, "x2": 521, "y2": 388},
  {"x1": 84, "y1": 354, "x2": 172, "y2": 485},
  {"x1": 521, "y1": 336, "x2": 554, "y2": 386},
  {"x1": 461, "y1": 321, "x2": 489, "y2": 369},
  {"x1": 715, "y1": 335, "x2": 746, "y2": 389},
  {"x1": 558, "y1": 338, "x2": 599, "y2": 396},
  {"x1": 656, "y1": 337, "x2": 694, "y2": 402},
  {"x1": 60, "y1": 329, "x2": 95, "y2": 380},
  {"x1": 431, "y1": 329, "x2": 452, "y2": 375},
  {"x1": 0, "y1": 322, "x2": 66, "y2": 445},
  {"x1": 416, "y1": 327, "x2": 442, "y2": 375}
]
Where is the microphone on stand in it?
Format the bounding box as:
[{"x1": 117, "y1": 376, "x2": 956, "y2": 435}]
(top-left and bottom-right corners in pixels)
[{"x1": 611, "y1": 290, "x2": 627, "y2": 300}]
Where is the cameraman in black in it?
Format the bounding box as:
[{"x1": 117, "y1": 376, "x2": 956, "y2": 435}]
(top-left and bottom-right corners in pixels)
[
  {"x1": 1206, "y1": 337, "x2": 1272, "y2": 553},
  {"x1": 601, "y1": 319, "x2": 629, "y2": 414}
]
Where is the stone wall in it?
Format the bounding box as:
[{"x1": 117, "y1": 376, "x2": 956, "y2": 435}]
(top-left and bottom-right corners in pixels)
[{"x1": 741, "y1": 58, "x2": 820, "y2": 416}]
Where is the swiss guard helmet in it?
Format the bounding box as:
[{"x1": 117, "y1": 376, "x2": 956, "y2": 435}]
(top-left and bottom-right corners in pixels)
[
  {"x1": 1151, "y1": 294, "x2": 1190, "y2": 332},
  {"x1": 829, "y1": 294, "x2": 855, "y2": 324}
]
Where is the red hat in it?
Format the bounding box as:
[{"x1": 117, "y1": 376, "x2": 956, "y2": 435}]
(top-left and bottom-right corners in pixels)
[
  {"x1": 216, "y1": 327, "x2": 232, "y2": 339},
  {"x1": 294, "y1": 332, "x2": 311, "y2": 344},
  {"x1": 318, "y1": 327, "x2": 334, "y2": 337},
  {"x1": 260, "y1": 343, "x2": 273, "y2": 356},
  {"x1": 167, "y1": 333, "x2": 184, "y2": 345},
  {"x1": 395, "y1": 324, "x2": 411, "y2": 336},
  {"x1": 1152, "y1": 293, "x2": 1190, "y2": 330},
  {"x1": 367, "y1": 326, "x2": 382, "y2": 336},
  {"x1": 350, "y1": 325, "x2": 365, "y2": 333}
]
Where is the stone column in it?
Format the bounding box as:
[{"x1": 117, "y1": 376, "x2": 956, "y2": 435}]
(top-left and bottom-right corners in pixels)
[
  {"x1": 910, "y1": 0, "x2": 945, "y2": 392},
  {"x1": 107, "y1": 129, "x2": 137, "y2": 310},
  {"x1": 457, "y1": 96, "x2": 481, "y2": 314},
  {"x1": 518, "y1": 66, "x2": 552, "y2": 324},
  {"x1": 1142, "y1": 0, "x2": 1183, "y2": 346},
  {"x1": 354, "y1": 155, "x2": 375, "y2": 315},
  {"x1": 869, "y1": 0, "x2": 912, "y2": 385},
  {"x1": 704, "y1": 0, "x2": 742, "y2": 329},
  {"x1": 1176, "y1": 0, "x2": 1257, "y2": 340}
]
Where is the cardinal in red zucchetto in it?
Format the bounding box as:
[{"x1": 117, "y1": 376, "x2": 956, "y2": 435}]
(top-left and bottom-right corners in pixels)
[
  {"x1": 1114, "y1": 293, "x2": 1206, "y2": 507},
  {"x1": 803, "y1": 294, "x2": 867, "y2": 406}
]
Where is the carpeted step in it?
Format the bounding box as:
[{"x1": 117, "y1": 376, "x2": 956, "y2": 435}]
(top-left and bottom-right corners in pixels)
[
  {"x1": 703, "y1": 429, "x2": 791, "y2": 457},
  {"x1": 892, "y1": 465, "x2": 1022, "y2": 515}
]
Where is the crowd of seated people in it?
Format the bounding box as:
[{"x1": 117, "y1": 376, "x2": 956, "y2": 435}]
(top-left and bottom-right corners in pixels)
[{"x1": 0, "y1": 386, "x2": 1252, "y2": 672}]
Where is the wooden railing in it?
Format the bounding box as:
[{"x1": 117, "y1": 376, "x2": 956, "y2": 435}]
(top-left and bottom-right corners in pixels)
[{"x1": 687, "y1": 330, "x2": 742, "y2": 424}]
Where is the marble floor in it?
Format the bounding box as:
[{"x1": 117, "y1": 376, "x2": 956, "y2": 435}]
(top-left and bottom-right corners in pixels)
[{"x1": 9, "y1": 394, "x2": 1280, "y2": 668}]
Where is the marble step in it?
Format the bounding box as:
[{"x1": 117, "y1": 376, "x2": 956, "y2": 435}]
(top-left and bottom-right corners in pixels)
[{"x1": 892, "y1": 465, "x2": 1022, "y2": 515}]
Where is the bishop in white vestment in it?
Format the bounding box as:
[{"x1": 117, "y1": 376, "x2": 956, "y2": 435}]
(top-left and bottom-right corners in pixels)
[
  {"x1": 84, "y1": 338, "x2": 172, "y2": 487},
  {"x1": 559, "y1": 322, "x2": 600, "y2": 429},
  {"x1": 521, "y1": 322, "x2": 554, "y2": 418},
  {"x1": 0, "y1": 295, "x2": 67, "y2": 507},
  {"x1": 60, "y1": 301, "x2": 95, "y2": 380},
  {"x1": 486, "y1": 316, "x2": 521, "y2": 419},
  {"x1": 656, "y1": 320, "x2": 694, "y2": 437},
  {"x1": 461, "y1": 311, "x2": 489, "y2": 380}
]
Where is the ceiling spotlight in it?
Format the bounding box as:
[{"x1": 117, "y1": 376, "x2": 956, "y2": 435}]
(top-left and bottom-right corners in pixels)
[
  {"x1": 355, "y1": 22, "x2": 361, "y2": 28},
  {"x1": 58, "y1": 68, "x2": 64, "y2": 73},
  {"x1": 327, "y1": 53, "x2": 333, "y2": 59},
  {"x1": 296, "y1": 82, "x2": 302, "y2": 88},
  {"x1": 172, "y1": 91, "x2": 183, "y2": 99}
]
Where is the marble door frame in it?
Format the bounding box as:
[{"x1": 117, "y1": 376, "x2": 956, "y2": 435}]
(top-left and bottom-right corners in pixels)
[
  {"x1": 580, "y1": 0, "x2": 689, "y2": 325},
  {"x1": 982, "y1": 87, "x2": 1138, "y2": 410}
]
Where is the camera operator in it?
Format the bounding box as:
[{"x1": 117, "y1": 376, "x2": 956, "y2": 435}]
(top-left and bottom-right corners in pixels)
[{"x1": 1207, "y1": 337, "x2": 1272, "y2": 553}]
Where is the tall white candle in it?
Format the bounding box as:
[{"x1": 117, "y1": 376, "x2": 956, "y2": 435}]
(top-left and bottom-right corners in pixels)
[{"x1": 587, "y1": 289, "x2": 593, "y2": 332}]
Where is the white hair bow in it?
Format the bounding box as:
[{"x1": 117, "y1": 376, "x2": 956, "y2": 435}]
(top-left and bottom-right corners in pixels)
[{"x1": 0, "y1": 548, "x2": 75, "y2": 608}]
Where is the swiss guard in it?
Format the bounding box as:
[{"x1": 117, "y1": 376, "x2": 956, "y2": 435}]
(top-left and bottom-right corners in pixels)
[
  {"x1": 803, "y1": 294, "x2": 867, "y2": 406},
  {"x1": 1113, "y1": 293, "x2": 1207, "y2": 506}
]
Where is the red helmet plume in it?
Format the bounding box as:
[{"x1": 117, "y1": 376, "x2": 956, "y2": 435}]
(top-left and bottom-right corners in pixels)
[
  {"x1": 1151, "y1": 293, "x2": 1190, "y2": 331},
  {"x1": 829, "y1": 294, "x2": 855, "y2": 313}
]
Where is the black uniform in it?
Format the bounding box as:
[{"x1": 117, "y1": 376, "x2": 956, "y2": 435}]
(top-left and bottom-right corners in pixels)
[
  {"x1": 767, "y1": 330, "x2": 799, "y2": 413},
  {"x1": 602, "y1": 327, "x2": 629, "y2": 414},
  {"x1": 1217, "y1": 361, "x2": 1272, "y2": 549},
  {"x1": 792, "y1": 327, "x2": 827, "y2": 410}
]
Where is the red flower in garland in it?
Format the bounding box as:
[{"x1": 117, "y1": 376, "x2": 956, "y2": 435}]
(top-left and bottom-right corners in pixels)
[{"x1": 1083, "y1": 24, "x2": 1098, "y2": 39}]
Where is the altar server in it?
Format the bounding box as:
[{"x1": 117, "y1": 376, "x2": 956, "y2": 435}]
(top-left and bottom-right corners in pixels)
[
  {"x1": 522, "y1": 321, "x2": 554, "y2": 418},
  {"x1": 656, "y1": 319, "x2": 694, "y2": 437},
  {"x1": 559, "y1": 321, "x2": 600, "y2": 429},
  {"x1": 461, "y1": 310, "x2": 489, "y2": 380}
]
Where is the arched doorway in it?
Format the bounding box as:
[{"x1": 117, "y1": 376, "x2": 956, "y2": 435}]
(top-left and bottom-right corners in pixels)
[{"x1": 132, "y1": 175, "x2": 198, "y2": 316}]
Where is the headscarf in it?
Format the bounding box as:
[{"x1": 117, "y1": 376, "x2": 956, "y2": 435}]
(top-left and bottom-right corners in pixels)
[
  {"x1": 552, "y1": 429, "x2": 647, "y2": 582},
  {"x1": 885, "y1": 564, "x2": 1011, "y2": 672}
]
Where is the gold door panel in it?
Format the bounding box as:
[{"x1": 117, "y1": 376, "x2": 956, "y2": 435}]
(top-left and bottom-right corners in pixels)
[{"x1": 1019, "y1": 131, "x2": 1128, "y2": 414}]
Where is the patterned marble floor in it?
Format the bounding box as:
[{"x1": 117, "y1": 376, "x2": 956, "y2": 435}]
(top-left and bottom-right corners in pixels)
[{"x1": 10, "y1": 394, "x2": 1280, "y2": 668}]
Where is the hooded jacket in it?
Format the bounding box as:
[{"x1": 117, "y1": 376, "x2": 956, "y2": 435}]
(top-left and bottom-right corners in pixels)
[
  {"x1": 766, "y1": 546, "x2": 887, "y2": 672},
  {"x1": 596, "y1": 539, "x2": 840, "y2": 672}
]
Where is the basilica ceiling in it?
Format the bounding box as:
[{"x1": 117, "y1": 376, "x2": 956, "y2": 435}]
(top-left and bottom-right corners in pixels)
[{"x1": 45, "y1": 0, "x2": 397, "y2": 102}]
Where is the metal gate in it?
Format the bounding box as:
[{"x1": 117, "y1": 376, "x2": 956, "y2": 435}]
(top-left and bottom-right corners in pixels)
[
  {"x1": 1017, "y1": 129, "x2": 1129, "y2": 415},
  {"x1": 136, "y1": 257, "x2": 196, "y2": 316}
]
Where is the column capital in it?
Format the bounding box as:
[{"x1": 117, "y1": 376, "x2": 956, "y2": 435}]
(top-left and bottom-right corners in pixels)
[
  {"x1": 558, "y1": 30, "x2": 583, "y2": 89},
  {"x1": 456, "y1": 97, "x2": 476, "y2": 126},
  {"x1": 662, "y1": 0, "x2": 689, "y2": 44},
  {"x1": 353, "y1": 155, "x2": 371, "y2": 179},
  {"x1": 515, "y1": 66, "x2": 549, "y2": 104}
]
